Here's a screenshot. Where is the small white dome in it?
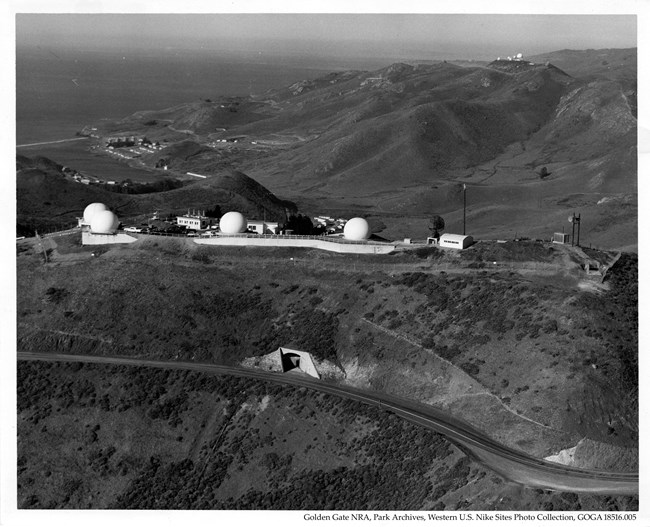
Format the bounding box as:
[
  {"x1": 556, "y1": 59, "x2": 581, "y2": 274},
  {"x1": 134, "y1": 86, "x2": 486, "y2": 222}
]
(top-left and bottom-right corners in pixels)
[
  {"x1": 90, "y1": 210, "x2": 119, "y2": 234},
  {"x1": 343, "y1": 217, "x2": 370, "y2": 241},
  {"x1": 220, "y1": 211, "x2": 247, "y2": 234},
  {"x1": 83, "y1": 203, "x2": 108, "y2": 224}
]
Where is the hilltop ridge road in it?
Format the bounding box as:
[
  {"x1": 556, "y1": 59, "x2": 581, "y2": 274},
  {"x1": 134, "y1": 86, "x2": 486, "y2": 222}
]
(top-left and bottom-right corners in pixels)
[{"x1": 17, "y1": 352, "x2": 638, "y2": 496}]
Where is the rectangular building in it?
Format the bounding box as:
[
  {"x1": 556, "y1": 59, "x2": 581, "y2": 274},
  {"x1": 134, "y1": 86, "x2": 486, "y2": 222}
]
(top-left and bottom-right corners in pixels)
[
  {"x1": 177, "y1": 214, "x2": 212, "y2": 230},
  {"x1": 439, "y1": 233, "x2": 474, "y2": 249},
  {"x1": 553, "y1": 232, "x2": 571, "y2": 244},
  {"x1": 247, "y1": 220, "x2": 280, "y2": 235}
]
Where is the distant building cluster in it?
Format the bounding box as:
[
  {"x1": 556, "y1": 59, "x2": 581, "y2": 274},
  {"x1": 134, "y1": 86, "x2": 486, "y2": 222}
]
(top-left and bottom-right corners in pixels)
[
  {"x1": 106, "y1": 136, "x2": 158, "y2": 148},
  {"x1": 496, "y1": 52, "x2": 534, "y2": 64},
  {"x1": 313, "y1": 216, "x2": 347, "y2": 234},
  {"x1": 62, "y1": 166, "x2": 116, "y2": 186}
]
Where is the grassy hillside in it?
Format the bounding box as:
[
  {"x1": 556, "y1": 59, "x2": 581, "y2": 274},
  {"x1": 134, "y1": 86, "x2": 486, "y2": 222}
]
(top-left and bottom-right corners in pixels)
[
  {"x1": 17, "y1": 360, "x2": 638, "y2": 510},
  {"x1": 528, "y1": 48, "x2": 636, "y2": 84},
  {"x1": 17, "y1": 235, "x2": 637, "y2": 469},
  {"x1": 16, "y1": 155, "x2": 294, "y2": 234}
]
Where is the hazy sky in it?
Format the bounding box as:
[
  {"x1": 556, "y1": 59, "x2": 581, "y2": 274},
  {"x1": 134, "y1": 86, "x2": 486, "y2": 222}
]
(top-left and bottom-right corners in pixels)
[{"x1": 16, "y1": 13, "x2": 637, "y2": 60}]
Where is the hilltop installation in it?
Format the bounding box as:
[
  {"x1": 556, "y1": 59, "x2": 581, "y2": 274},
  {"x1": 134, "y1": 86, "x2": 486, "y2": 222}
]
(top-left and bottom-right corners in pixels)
[{"x1": 76, "y1": 202, "x2": 477, "y2": 254}]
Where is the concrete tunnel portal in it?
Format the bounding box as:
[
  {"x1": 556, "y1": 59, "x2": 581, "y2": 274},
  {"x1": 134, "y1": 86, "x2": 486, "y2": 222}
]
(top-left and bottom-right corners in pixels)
[{"x1": 278, "y1": 347, "x2": 320, "y2": 379}]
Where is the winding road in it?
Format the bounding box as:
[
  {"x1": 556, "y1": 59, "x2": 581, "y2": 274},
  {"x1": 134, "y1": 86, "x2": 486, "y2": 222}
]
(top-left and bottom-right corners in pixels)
[{"x1": 17, "y1": 352, "x2": 638, "y2": 495}]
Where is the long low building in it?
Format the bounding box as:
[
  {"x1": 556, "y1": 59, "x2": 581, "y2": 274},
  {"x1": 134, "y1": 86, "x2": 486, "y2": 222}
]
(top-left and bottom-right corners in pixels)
[{"x1": 194, "y1": 234, "x2": 395, "y2": 254}]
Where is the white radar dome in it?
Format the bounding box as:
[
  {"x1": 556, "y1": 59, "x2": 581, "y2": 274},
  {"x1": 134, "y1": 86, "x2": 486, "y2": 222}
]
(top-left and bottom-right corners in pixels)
[
  {"x1": 83, "y1": 202, "x2": 108, "y2": 224},
  {"x1": 220, "y1": 211, "x2": 247, "y2": 234},
  {"x1": 343, "y1": 217, "x2": 371, "y2": 241},
  {"x1": 90, "y1": 210, "x2": 119, "y2": 234}
]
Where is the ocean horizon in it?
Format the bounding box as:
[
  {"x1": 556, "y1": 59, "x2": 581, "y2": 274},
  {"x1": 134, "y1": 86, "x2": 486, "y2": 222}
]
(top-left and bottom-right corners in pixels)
[{"x1": 16, "y1": 45, "x2": 395, "y2": 145}]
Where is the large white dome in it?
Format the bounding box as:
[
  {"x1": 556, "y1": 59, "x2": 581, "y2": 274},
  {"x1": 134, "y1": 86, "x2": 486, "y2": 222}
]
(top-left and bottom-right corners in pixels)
[
  {"x1": 83, "y1": 202, "x2": 108, "y2": 224},
  {"x1": 343, "y1": 217, "x2": 371, "y2": 241},
  {"x1": 220, "y1": 211, "x2": 247, "y2": 234},
  {"x1": 90, "y1": 210, "x2": 119, "y2": 234}
]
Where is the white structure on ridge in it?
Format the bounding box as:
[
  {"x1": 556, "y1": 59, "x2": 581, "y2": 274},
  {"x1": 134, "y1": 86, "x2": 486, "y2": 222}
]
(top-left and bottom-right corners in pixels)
[
  {"x1": 343, "y1": 217, "x2": 371, "y2": 241},
  {"x1": 90, "y1": 210, "x2": 120, "y2": 234},
  {"x1": 81, "y1": 203, "x2": 135, "y2": 246},
  {"x1": 439, "y1": 233, "x2": 474, "y2": 250},
  {"x1": 219, "y1": 211, "x2": 248, "y2": 234},
  {"x1": 79, "y1": 202, "x2": 109, "y2": 227}
]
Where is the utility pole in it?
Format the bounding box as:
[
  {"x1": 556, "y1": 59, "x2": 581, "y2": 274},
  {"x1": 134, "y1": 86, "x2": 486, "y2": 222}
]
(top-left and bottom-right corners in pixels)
[
  {"x1": 569, "y1": 212, "x2": 581, "y2": 247},
  {"x1": 463, "y1": 184, "x2": 467, "y2": 236}
]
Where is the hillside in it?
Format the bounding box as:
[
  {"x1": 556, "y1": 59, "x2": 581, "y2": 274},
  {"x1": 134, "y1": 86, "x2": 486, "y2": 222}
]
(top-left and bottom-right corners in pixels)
[
  {"x1": 17, "y1": 360, "x2": 637, "y2": 510},
  {"x1": 88, "y1": 48, "x2": 636, "y2": 250},
  {"x1": 16, "y1": 155, "x2": 293, "y2": 234},
  {"x1": 528, "y1": 48, "x2": 636, "y2": 84},
  {"x1": 17, "y1": 235, "x2": 638, "y2": 472}
]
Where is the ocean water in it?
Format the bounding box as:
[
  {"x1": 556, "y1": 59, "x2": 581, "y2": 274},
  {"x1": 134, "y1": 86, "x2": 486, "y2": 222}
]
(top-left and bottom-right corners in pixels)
[{"x1": 16, "y1": 46, "x2": 366, "y2": 145}]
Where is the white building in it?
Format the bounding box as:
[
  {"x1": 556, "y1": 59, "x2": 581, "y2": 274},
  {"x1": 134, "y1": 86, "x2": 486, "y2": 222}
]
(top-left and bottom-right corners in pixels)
[
  {"x1": 247, "y1": 220, "x2": 280, "y2": 235},
  {"x1": 553, "y1": 232, "x2": 571, "y2": 244},
  {"x1": 177, "y1": 211, "x2": 213, "y2": 230},
  {"x1": 439, "y1": 233, "x2": 474, "y2": 249}
]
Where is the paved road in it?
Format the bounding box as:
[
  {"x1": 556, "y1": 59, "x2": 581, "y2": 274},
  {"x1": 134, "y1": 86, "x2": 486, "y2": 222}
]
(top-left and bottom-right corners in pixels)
[
  {"x1": 17, "y1": 137, "x2": 89, "y2": 148},
  {"x1": 17, "y1": 352, "x2": 638, "y2": 495}
]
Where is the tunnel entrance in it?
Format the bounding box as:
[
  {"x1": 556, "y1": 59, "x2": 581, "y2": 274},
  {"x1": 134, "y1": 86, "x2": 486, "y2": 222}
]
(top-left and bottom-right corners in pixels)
[
  {"x1": 277, "y1": 347, "x2": 320, "y2": 379},
  {"x1": 281, "y1": 352, "x2": 302, "y2": 372}
]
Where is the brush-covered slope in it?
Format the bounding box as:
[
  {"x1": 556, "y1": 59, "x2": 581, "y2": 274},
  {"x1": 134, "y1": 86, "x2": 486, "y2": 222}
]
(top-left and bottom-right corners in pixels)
[
  {"x1": 117, "y1": 169, "x2": 294, "y2": 222},
  {"x1": 17, "y1": 359, "x2": 638, "y2": 510},
  {"x1": 17, "y1": 237, "x2": 638, "y2": 469},
  {"x1": 16, "y1": 156, "x2": 131, "y2": 232}
]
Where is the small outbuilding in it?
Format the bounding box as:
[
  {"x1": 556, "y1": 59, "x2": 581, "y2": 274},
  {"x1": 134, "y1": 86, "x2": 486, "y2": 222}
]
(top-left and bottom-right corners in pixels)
[
  {"x1": 553, "y1": 232, "x2": 571, "y2": 244},
  {"x1": 247, "y1": 220, "x2": 280, "y2": 235},
  {"x1": 439, "y1": 233, "x2": 474, "y2": 249}
]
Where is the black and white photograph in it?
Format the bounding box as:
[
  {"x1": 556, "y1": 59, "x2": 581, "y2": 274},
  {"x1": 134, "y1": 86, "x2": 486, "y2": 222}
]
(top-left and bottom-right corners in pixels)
[{"x1": 4, "y1": 1, "x2": 645, "y2": 524}]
